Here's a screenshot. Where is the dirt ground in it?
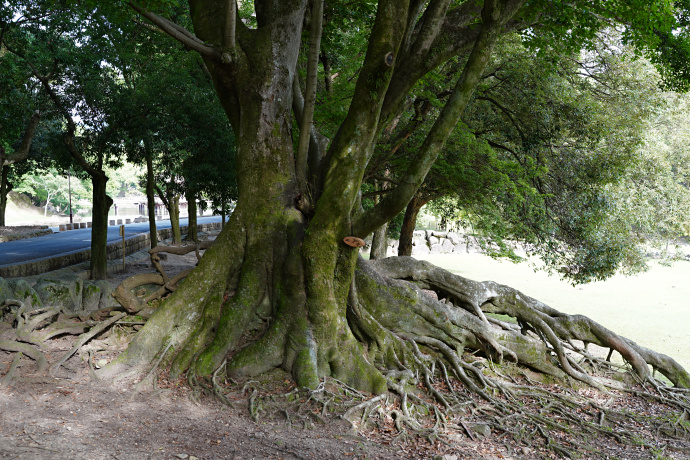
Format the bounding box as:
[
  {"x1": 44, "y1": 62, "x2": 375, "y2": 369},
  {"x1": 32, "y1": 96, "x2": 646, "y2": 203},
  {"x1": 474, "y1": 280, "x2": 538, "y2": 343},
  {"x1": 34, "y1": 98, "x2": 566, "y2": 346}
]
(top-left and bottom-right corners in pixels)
[{"x1": 1, "y1": 230, "x2": 689, "y2": 459}]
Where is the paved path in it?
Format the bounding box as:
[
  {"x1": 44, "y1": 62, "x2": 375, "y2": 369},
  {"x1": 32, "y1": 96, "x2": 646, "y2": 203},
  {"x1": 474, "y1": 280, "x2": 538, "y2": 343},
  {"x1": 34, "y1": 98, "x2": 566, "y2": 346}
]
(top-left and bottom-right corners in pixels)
[{"x1": 0, "y1": 216, "x2": 223, "y2": 266}]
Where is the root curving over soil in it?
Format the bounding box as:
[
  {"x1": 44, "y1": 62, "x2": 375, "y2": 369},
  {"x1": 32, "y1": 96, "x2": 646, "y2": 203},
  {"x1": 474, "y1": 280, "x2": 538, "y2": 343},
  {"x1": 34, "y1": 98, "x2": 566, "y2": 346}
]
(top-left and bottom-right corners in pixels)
[{"x1": 2, "y1": 240, "x2": 690, "y2": 458}]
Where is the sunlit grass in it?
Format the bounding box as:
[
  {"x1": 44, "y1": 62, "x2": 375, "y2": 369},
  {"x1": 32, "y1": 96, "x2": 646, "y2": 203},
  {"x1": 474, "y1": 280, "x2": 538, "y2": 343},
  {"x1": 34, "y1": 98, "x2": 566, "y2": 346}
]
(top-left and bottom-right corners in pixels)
[{"x1": 417, "y1": 253, "x2": 690, "y2": 372}]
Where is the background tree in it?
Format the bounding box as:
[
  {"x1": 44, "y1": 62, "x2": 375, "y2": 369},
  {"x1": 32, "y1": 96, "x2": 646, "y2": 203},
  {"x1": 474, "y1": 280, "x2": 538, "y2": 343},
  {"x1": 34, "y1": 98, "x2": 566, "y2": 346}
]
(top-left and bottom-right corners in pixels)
[
  {"x1": 386, "y1": 32, "x2": 663, "y2": 282},
  {"x1": 2, "y1": 3, "x2": 131, "y2": 279}
]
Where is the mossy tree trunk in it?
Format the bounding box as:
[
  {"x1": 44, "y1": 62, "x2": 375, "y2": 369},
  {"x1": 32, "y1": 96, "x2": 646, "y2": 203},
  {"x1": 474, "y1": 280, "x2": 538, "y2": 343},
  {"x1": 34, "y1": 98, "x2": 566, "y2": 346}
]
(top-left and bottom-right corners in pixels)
[
  {"x1": 185, "y1": 189, "x2": 198, "y2": 242},
  {"x1": 0, "y1": 166, "x2": 11, "y2": 227},
  {"x1": 157, "y1": 184, "x2": 181, "y2": 246},
  {"x1": 90, "y1": 170, "x2": 113, "y2": 280},
  {"x1": 105, "y1": 0, "x2": 690, "y2": 401},
  {"x1": 145, "y1": 150, "x2": 158, "y2": 249}
]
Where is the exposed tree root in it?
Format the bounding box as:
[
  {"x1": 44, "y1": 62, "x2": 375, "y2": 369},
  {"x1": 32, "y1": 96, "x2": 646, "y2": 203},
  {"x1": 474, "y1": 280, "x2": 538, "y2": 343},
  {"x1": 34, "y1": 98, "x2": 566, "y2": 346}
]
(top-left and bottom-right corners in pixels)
[
  {"x1": 112, "y1": 240, "x2": 214, "y2": 314},
  {"x1": 0, "y1": 297, "x2": 132, "y2": 382},
  {"x1": 50, "y1": 312, "x2": 127, "y2": 377},
  {"x1": 94, "y1": 241, "x2": 690, "y2": 457}
]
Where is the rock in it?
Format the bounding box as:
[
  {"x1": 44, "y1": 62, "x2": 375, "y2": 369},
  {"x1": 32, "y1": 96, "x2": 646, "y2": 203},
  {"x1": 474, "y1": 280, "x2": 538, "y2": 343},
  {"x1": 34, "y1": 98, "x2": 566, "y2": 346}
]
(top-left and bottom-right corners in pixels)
[
  {"x1": 82, "y1": 281, "x2": 102, "y2": 314},
  {"x1": 7, "y1": 279, "x2": 42, "y2": 309},
  {"x1": 429, "y1": 243, "x2": 443, "y2": 254},
  {"x1": 431, "y1": 231, "x2": 447, "y2": 238},
  {"x1": 34, "y1": 274, "x2": 84, "y2": 313},
  {"x1": 412, "y1": 237, "x2": 426, "y2": 247},
  {"x1": 0, "y1": 277, "x2": 13, "y2": 305},
  {"x1": 441, "y1": 239, "x2": 455, "y2": 253},
  {"x1": 521, "y1": 447, "x2": 532, "y2": 455},
  {"x1": 447, "y1": 232, "x2": 461, "y2": 245},
  {"x1": 95, "y1": 280, "x2": 116, "y2": 309},
  {"x1": 428, "y1": 236, "x2": 440, "y2": 246},
  {"x1": 470, "y1": 423, "x2": 491, "y2": 438},
  {"x1": 413, "y1": 230, "x2": 425, "y2": 238},
  {"x1": 453, "y1": 243, "x2": 466, "y2": 253}
]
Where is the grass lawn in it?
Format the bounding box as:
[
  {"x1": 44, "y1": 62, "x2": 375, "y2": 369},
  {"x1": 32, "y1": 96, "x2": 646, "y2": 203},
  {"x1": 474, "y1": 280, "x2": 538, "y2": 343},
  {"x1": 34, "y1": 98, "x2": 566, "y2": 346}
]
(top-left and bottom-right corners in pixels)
[{"x1": 417, "y1": 253, "x2": 690, "y2": 372}]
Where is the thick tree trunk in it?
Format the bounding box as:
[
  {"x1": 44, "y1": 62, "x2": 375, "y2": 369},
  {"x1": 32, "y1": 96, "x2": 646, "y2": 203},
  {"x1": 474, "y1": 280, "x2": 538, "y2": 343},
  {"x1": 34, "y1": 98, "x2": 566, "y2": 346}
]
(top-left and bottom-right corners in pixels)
[
  {"x1": 90, "y1": 171, "x2": 113, "y2": 280},
  {"x1": 145, "y1": 151, "x2": 158, "y2": 249},
  {"x1": 398, "y1": 194, "x2": 428, "y2": 256},
  {"x1": 185, "y1": 189, "x2": 198, "y2": 242},
  {"x1": 0, "y1": 166, "x2": 11, "y2": 227},
  {"x1": 369, "y1": 223, "x2": 389, "y2": 259}
]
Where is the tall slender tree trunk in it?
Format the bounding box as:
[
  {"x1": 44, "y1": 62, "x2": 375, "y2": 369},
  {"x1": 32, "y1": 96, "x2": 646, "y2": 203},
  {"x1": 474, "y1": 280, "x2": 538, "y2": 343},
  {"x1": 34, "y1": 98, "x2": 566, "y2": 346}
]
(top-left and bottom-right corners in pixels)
[
  {"x1": 398, "y1": 194, "x2": 429, "y2": 256},
  {"x1": 167, "y1": 190, "x2": 181, "y2": 246},
  {"x1": 185, "y1": 189, "x2": 198, "y2": 242},
  {"x1": 0, "y1": 166, "x2": 11, "y2": 227},
  {"x1": 91, "y1": 171, "x2": 113, "y2": 280},
  {"x1": 146, "y1": 151, "x2": 158, "y2": 249}
]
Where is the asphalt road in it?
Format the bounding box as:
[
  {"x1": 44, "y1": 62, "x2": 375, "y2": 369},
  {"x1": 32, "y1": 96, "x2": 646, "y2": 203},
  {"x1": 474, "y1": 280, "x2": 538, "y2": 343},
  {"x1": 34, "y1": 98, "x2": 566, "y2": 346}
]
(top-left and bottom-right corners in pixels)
[{"x1": 0, "y1": 216, "x2": 223, "y2": 266}]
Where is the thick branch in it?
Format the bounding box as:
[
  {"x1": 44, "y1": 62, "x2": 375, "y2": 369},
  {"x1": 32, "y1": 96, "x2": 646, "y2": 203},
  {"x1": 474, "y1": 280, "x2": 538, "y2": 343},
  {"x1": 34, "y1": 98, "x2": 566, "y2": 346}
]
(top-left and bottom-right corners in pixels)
[
  {"x1": 127, "y1": 2, "x2": 223, "y2": 61},
  {"x1": 223, "y1": 0, "x2": 236, "y2": 50},
  {"x1": 295, "y1": 0, "x2": 324, "y2": 194},
  {"x1": 354, "y1": 1, "x2": 520, "y2": 237},
  {"x1": 1, "y1": 111, "x2": 40, "y2": 166}
]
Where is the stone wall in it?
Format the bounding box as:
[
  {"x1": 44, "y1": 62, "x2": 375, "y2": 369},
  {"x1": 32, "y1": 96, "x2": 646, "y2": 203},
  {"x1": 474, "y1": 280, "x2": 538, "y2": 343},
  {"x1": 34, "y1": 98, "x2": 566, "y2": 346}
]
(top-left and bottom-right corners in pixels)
[
  {"x1": 409, "y1": 230, "x2": 484, "y2": 256},
  {"x1": 0, "y1": 222, "x2": 222, "y2": 278}
]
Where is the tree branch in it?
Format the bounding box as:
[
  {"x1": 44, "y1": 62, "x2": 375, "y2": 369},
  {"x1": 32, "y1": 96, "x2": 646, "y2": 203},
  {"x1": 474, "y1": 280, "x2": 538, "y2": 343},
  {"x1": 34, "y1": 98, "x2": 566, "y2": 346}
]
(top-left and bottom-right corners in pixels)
[
  {"x1": 223, "y1": 0, "x2": 236, "y2": 50},
  {"x1": 353, "y1": 0, "x2": 528, "y2": 237},
  {"x1": 127, "y1": 2, "x2": 223, "y2": 61},
  {"x1": 1, "y1": 111, "x2": 40, "y2": 166},
  {"x1": 296, "y1": 0, "x2": 325, "y2": 195}
]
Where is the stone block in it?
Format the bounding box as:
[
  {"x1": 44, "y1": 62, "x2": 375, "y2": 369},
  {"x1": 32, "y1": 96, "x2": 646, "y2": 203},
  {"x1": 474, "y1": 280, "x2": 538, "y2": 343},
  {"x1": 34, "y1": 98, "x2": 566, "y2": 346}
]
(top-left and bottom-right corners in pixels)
[
  {"x1": 441, "y1": 239, "x2": 455, "y2": 253},
  {"x1": 117, "y1": 219, "x2": 123, "y2": 225},
  {"x1": 109, "y1": 220, "x2": 115, "y2": 226},
  {"x1": 411, "y1": 244, "x2": 430, "y2": 256},
  {"x1": 431, "y1": 231, "x2": 448, "y2": 238},
  {"x1": 80, "y1": 222, "x2": 86, "y2": 229},
  {"x1": 87, "y1": 222, "x2": 92, "y2": 228},
  {"x1": 34, "y1": 274, "x2": 84, "y2": 314},
  {"x1": 7, "y1": 279, "x2": 42, "y2": 309},
  {"x1": 429, "y1": 243, "x2": 443, "y2": 254},
  {"x1": 125, "y1": 219, "x2": 131, "y2": 224},
  {"x1": 447, "y1": 232, "x2": 461, "y2": 245},
  {"x1": 59, "y1": 224, "x2": 66, "y2": 232},
  {"x1": 0, "y1": 277, "x2": 13, "y2": 306},
  {"x1": 454, "y1": 243, "x2": 467, "y2": 253},
  {"x1": 428, "y1": 236, "x2": 440, "y2": 246}
]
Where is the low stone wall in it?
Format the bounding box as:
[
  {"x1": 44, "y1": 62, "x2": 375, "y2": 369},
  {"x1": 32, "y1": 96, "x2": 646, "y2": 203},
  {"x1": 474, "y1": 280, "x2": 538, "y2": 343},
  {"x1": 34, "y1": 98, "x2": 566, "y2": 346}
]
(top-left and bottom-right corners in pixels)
[
  {"x1": 409, "y1": 230, "x2": 483, "y2": 256},
  {"x1": 0, "y1": 226, "x2": 53, "y2": 243},
  {"x1": 0, "y1": 222, "x2": 222, "y2": 278}
]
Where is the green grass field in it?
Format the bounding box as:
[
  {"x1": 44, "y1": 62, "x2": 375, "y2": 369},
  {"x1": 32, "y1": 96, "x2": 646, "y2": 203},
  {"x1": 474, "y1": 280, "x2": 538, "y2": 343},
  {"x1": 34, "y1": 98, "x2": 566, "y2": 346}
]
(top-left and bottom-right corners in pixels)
[{"x1": 417, "y1": 253, "x2": 690, "y2": 372}]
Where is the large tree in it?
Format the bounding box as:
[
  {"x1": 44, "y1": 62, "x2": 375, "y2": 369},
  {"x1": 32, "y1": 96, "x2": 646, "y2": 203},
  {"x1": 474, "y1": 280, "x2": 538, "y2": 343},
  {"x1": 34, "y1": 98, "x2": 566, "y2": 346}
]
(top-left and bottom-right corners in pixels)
[{"x1": 101, "y1": 1, "x2": 690, "y2": 452}]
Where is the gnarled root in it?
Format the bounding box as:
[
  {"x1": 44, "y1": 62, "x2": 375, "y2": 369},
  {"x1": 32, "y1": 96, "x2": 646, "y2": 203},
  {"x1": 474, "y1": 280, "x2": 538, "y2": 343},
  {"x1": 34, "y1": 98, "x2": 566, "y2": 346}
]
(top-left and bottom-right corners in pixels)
[{"x1": 369, "y1": 256, "x2": 689, "y2": 389}]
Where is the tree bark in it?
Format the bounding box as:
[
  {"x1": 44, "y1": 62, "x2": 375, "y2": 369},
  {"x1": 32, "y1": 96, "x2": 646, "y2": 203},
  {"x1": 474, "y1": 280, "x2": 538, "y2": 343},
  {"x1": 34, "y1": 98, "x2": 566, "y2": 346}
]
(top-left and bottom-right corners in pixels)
[
  {"x1": 0, "y1": 166, "x2": 12, "y2": 227},
  {"x1": 168, "y1": 191, "x2": 181, "y2": 246},
  {"x1": 185, "y1": 188, "x2": 198, "y2": 242},
  {"x1": 398, "y1": 194, "x2": 429, "y2": 256},
  {"x1": 370, "y1": 223, "x2": 389, "y2": 259},
  {"x1": 145, "y1": 150, "x2": 158, "y2": 249},
  {"x1": 90, "y1": 171, "x2": 113, "y2": 280}
]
